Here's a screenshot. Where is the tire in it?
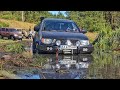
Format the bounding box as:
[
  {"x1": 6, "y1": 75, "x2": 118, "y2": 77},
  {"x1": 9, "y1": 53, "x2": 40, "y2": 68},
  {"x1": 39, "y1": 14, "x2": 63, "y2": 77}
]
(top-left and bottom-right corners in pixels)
[
  {"x1": 0, "y1": 35, "x2": 3, "y2": 39},
  {"x1": 11, "y1": 36, "x2": 15, "y2": 41},
  {"x1": 32, "y1": 38, "x2": 37, "y2": 54},
  {"x1": 8, "y1": 36, "x2": 11, "y2": 39},
  {"x1": 19, "y1": 38, "x2": 22, "y2": 41}
]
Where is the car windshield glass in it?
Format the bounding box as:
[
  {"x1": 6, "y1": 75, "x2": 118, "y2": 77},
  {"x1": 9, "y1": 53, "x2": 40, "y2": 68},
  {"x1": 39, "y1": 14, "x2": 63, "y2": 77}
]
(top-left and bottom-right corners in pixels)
[
  {"x1": 10, "y1": 29, "x2": 18, "y2": 32},
  {"x1": 43, "y1": 20, "x2": 79, "y2": 32},
  {"x1": 17, "y1": 29, "x2": 21, "y2": 31}
]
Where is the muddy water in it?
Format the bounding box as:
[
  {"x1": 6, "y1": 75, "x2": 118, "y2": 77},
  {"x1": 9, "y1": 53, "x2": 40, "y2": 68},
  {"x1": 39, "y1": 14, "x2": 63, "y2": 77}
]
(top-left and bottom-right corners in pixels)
[
  {"x1": 0, "y1": 43, "x2": 120, "y2": 79},
  {"x1": 10, "y1": 54, "x2": 93, "y2": 79},
  {"x1": 1, "y1": 52, "x2": 119, "y2": 79}
]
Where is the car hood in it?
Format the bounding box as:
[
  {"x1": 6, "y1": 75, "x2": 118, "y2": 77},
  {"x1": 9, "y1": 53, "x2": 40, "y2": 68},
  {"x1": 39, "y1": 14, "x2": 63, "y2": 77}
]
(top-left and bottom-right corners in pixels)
[
  {"x1": 14, "y1": 32, "x2": 22, "y2": 36},
  {"x1": 41, "y1": 31, "x2": 88, "y2": 40}
]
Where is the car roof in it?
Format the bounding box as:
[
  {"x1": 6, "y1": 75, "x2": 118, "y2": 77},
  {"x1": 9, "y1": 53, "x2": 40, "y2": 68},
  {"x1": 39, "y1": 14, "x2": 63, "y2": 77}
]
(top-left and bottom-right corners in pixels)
[
  {"x1": 43, "y1": 18, "x2": 73, "y2": 22},
  {"x1": 1, "y1": 27, "x2": 16, "y2": 29}
]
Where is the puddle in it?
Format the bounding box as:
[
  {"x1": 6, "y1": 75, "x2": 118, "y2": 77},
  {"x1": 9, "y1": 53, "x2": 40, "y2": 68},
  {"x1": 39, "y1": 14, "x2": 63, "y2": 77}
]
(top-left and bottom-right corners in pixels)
[
  {"x1": 9, "y1": 54, "x2": 93, "y2": 79},
  {"x1": 40, "y1": 54, "x2": 93, "y2": 79},
  {"x1": 0, "y1": 44, "x2": 120, "y2": 79}
]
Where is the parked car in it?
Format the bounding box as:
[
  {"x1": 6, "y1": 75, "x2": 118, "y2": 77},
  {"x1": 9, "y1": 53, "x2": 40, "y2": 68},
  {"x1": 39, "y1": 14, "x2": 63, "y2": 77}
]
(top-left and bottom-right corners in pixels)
[
  {"x1": 16, "y1": 28, "x2": 23, "y2": 34},
  {"x1": 0, "y1": 27, "x2": 23, "y2": 40},
  {"x1": 32, "y1": 17, "x2": 94, "y2": 54}
]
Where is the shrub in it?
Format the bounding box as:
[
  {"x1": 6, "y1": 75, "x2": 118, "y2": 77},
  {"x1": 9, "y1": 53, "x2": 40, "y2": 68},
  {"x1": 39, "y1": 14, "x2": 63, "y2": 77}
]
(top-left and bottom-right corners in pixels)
[
  {"x1": 22, "y1": 51, "x2": 33, "y2": 59},
  {"x1": 0, "y1": 21, "x2": 9, "y2": 27},
  {"x1": 94, "y1": 27, "x2": 120, "y2": 52},
  {"x1": 0, "y1": 15, "x2": 14, "y2": 20},
  {"x1": 5, "y1": 43, "x2": 25, "y2": 53}
]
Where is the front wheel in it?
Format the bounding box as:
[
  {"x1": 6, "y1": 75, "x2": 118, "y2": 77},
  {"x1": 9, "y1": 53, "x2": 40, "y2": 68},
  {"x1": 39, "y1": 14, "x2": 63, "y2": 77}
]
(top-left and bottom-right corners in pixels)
[
  {"x1": 32, "y1": 39, "x2": 38, "y2": 54},
  {"x1": 0, "y1": 35, "x2": 3, "y2": 39},
  {"x1": 32, "y1": 43, "x2": 37, "y2": 54},
  {"x1": 19, "y1": 38, "x2": 22, "y2": 41},
  {"x1": 11, "y1": 36, "x2": 16, "y2": 41}
]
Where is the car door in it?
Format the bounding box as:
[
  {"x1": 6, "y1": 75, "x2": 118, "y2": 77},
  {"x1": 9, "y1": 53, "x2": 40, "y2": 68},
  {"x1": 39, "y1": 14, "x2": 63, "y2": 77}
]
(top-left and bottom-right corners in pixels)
[
  {"x1": 0, "y1": 28, "x2": 1, "y2": 34},
  {"x1": 5, "y1": 28, "x2": 9, "y2": 37},
  {"x1": 2, "y1": 28, "x2": 6, "y2": 36}
]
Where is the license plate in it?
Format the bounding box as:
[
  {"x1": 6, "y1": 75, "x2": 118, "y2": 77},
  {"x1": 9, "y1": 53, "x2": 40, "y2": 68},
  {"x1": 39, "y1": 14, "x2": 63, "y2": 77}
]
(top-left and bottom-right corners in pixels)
[
  {"x1": 59, "y1": 60, "x2": 76, "y2": 64},
  {"x1": 79, "y1": 62, "x2": 89, "y2": 68},
  {"x1": 60, "y1": 45, "x2": 77, "y2": 50}
]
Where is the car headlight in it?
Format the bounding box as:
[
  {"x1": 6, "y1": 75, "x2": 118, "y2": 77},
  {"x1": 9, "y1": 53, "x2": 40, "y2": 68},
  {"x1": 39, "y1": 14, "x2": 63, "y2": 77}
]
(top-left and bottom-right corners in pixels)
[
  {"x1": 56, "y1": 40, "x2": 61, "y2": 46},
  {"x1": 80, "y1": 40, "x2": 89, "y2": 46},
  {"x1": 41, "y1": 38, "x2": 52, "y2": 44},
  {"x1": 56, "y1": 64, "x2": 60, "y2": 69},
  {"x1": 14, "y1": 34, "x2": 18, "y2": 36}
]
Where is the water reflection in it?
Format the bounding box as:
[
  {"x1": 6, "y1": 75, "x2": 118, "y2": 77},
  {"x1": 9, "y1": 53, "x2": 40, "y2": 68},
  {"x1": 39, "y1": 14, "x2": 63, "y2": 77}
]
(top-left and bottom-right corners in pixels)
[
  {"x1": 40, "y1": 54, "x2": 93, "y2": 79},
  {"x1": 13, "y1": 54, "x2": 93, "y2": 79},
  {"x1": 2, "y1": 52, "x2": 120, "y2": 79},
  {"x1": 88, "y1": 52, "x2": 120, "y2": 79},
  {"x1": 13, "y1": 68, "x2": 41, "y2": 79}
]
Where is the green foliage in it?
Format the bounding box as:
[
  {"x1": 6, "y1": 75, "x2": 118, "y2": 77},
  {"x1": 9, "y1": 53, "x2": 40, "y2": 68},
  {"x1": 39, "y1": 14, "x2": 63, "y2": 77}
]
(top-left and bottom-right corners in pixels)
[
  {"x1": 0, "y1": 14, "x2": 14, "y2": 20},
  {"x1": 88, "y1": 52, "x2": 120, "y2": 79},
  {"x1": 32, "y1": 54, "x2": 48, "y2": 66},
  {"x1": 66, "y1": 11, "x2": 108, "y2": 32},
  {"x1": 0, "y1": 11, "x2": 119, "y2": 52},
  {"x1": 5, "y1": 43, "x2": 25, "y2": 53},
  {"x1": 0, "y1": 11, "x2": 66, "y2": 24},
  {"x1": 94, "y1": 27, "x2": 120, "y2": 52},
  {"x1": 0, "y1": 21, "x2": 9, "y2": 27}
]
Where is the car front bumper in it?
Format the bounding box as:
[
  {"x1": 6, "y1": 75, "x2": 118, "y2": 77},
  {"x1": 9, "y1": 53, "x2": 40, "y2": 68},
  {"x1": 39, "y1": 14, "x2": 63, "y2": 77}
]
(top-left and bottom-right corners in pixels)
[
  {"x1": 14, "y1": 35, "x2": 23, "y2": 39},
  {"x1": 37, "y1": 44, "x2": 94, "y2": 54}
]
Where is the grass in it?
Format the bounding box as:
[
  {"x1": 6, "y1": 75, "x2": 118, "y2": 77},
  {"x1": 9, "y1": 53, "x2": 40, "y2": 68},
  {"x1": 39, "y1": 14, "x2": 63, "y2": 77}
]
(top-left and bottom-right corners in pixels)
[
  {"x1": 0, "y1": 39, "x2": 32, "y2": 45},
  {"x1": 22, "y1": 51, "x2": 33, "y2": 59},
  {"x1": 0, "y1": 39, "x2": 15, "y2": 44},
  {"x1": 5, "y1": 43, "x2": 25, "y2": 53},
  {"x1": 0, "y1": 70, "x2": 21, "y2": 79},
  {"x1": 0, "y1": 18, "x2": 35, "y2": 30},
  {"x1": 85, "y1": 32, "x2": 98, "y2": 43},
  {"x1": 0, "y1": 39, "x2": 32, "y2": 52},
  {"x1": 94, "y1": 28, "x2": 120, "y2": 52}
]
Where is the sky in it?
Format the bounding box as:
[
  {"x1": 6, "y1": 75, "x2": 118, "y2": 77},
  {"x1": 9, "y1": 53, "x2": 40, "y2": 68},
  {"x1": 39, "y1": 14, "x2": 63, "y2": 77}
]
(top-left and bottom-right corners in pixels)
[{"x1": 49, "y1": 11, "x2": 67, "y2": 17}]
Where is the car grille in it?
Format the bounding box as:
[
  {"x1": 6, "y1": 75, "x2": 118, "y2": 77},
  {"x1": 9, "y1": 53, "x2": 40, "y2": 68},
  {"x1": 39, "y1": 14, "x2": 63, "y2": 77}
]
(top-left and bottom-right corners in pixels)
[{"x1": 59, "y1": 39, "x2": 78, "y2": 46}]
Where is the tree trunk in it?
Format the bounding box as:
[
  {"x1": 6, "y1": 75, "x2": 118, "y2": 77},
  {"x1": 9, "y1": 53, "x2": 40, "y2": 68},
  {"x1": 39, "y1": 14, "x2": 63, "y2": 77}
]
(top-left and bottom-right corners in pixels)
[{"x1": 22, "y1": 11, "x2": 24, "y2": 22}]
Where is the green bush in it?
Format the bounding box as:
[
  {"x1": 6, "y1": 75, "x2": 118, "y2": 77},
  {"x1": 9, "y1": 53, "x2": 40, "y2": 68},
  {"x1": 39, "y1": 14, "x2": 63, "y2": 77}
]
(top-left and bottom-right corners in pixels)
[
  {"x1": 0, "y1": 21, "x2": 9, "y2": 27},
  {"x1": 94, "y1": 27, "x2": 120, "y2": 52},
  {"x1": 5, "y1": 43, "x2": 25, "y2": 53},
  {"x1": 0, "y1": 15, "x2": 14, "y2": 20}
]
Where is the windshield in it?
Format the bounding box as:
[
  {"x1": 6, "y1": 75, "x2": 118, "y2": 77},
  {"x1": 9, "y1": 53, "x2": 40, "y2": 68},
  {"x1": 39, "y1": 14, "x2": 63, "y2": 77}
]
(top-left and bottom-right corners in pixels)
[
  {"x1": 17, "y1": 29, "x2": 21, "y2": 31},
  {"x1": 10, "y1": 29, "x2": 18, "y2": 32},
  {"x1": 43, "y1": 20, "x2": 80, "y2": 32}
]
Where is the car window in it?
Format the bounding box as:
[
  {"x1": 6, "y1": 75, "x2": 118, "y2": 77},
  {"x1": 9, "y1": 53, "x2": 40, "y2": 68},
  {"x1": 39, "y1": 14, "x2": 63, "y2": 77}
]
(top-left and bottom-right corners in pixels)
[
  {"x1": 10, "y1": 29, "x2": 17, "y2": 32},
  {"x1": 6, "y1": 29, "x2": 9, "y2": 32},
  {"x1": 43, "y1": 20, "x2": 80, "y2": 33},
  {"x1": 2, "y1": 28, "x2": 5, "y2": 31}
]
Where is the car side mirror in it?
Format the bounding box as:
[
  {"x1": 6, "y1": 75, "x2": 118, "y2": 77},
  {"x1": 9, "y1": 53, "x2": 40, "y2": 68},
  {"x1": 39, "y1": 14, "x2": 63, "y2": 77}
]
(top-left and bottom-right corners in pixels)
[
  {"x1": 34, "y1": 25, "x2": 40, "y2": 32},
  {"x1": 80, "y1": 30, "x2": 87, "y2": 34}
]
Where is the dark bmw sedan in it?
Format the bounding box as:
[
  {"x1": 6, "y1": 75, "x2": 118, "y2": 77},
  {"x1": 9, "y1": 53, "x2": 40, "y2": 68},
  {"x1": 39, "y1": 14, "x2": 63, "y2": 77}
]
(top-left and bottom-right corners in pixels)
[{"x1": 32, "y1": 17, "x2": 94, "y2": 54}]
